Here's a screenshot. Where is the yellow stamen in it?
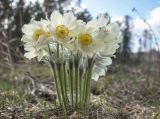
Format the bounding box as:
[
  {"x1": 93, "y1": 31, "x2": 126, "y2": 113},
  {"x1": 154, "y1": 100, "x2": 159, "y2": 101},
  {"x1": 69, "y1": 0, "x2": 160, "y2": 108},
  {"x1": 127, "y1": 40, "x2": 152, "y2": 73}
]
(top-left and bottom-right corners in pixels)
[
  {"x1": 33, "y1": 29, "x2": 44, "y2": 41},
  {"x1": 33, "y1": 29, "x2": 51, "y2": 41},
  {"x1": 79, "y1": 34, "x2": 93, "y2": 46},
  {"x1": 55, "y1": 25, "x2": 69, "y2": 39},
  {"x1": 45, "y1": 31, "x2": 51, "y2": 38}
]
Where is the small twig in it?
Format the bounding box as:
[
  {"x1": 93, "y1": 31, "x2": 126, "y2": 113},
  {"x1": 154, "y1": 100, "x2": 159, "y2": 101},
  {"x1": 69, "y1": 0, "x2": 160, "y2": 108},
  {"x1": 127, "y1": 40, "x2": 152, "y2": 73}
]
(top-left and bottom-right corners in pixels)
[{"x1": 132, "y1": 8, "x2": 160, "y2": 51}]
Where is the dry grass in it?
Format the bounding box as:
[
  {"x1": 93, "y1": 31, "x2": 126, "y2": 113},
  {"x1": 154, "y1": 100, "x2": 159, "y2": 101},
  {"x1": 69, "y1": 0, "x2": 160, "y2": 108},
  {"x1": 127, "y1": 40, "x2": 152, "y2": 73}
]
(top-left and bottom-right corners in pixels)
[{"x1": 0, "y1": 61, "x2": 160, "y2": 119}]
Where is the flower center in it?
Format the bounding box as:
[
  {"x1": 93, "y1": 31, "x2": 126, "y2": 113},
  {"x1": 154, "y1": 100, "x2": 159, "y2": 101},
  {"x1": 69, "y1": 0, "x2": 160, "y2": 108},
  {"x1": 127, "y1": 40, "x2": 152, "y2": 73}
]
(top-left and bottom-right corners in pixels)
[
  {"x1": 33, "y1": 29, "x2": 44, "y2": 41},
  {"x1": 33, "y1": 29, "x2": 51, "y2": 41},
  {"x1": 55, "y1": 25, "x2": 69, "y2": 39},
  {"x1": 79, "y1": 34, "x2": 93, "y2": 46},
  {"x1": 45, "y1": 31, "x2": 51, "y2": 38}
]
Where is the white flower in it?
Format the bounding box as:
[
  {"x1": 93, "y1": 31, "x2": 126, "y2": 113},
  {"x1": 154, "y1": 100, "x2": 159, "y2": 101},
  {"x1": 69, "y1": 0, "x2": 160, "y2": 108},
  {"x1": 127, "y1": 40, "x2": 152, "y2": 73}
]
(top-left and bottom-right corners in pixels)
[
  {"x1": 91, "y1": 23, "x2": 122, "y2": 81},
  {"x1": 92, "y1": 56, "x2": 112, "y2": 81},
  {"x1": 75, "y1": 15, "x2": 110, "y2": 57},
  {"x1": 50, "y1": 11, "x2": 83, "y2": 44},
  {"x1": 99, "y1": 23, "x2": 122, "y2": 56},
  {"x1": 22, "y1": 19, "x2": 51, "y2": 61}
]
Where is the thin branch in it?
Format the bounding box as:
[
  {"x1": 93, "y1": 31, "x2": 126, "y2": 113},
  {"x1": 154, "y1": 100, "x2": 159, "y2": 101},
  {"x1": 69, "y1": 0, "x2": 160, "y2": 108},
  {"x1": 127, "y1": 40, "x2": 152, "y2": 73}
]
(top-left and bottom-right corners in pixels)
[{"x1": 132, "y1": 8, "x2": 160, "y2": 51}]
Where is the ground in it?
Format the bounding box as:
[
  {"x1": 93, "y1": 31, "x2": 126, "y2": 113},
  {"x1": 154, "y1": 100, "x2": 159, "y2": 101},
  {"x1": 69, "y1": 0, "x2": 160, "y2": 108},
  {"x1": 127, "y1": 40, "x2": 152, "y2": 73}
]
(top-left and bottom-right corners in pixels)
[{"x1": 0, "y1": 61, "x2": 160, "y2": 119}]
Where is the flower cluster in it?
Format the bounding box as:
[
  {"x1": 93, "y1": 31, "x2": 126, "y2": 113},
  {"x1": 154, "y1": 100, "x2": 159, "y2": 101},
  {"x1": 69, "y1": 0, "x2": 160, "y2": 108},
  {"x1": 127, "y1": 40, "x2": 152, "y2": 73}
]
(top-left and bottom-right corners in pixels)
[{"x1": 22, "y1": 11, "x2": 122, "y2": 111}]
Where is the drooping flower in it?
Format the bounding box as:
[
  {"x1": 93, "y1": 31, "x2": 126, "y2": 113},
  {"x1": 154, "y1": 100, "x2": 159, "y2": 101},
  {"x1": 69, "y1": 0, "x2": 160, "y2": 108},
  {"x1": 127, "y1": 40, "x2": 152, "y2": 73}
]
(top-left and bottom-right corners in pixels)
[
  {"x1": 50, "y1": 11, "x2": 83, "y2": 44},
  {"x1": 21, "y1": 19, "x2": 51, "y2": 61},
  {"x1": 91, "y1": 22, "x2": 122, "y2": 80},
  {"x1": 92, "y1": 56, "x2": 112, "y2": 81}
]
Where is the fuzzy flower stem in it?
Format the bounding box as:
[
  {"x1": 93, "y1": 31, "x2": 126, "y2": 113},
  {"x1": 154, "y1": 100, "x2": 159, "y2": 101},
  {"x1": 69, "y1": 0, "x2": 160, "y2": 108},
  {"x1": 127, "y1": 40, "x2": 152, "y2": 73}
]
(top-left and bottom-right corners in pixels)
[
  {"x1": 79, "y1": 69, "x2": 84, "y2": 108},
  {"x1": 57, "y1": 63, "x2": 67, "y2": 111},
  {"x1": 85, "y1": 67, "x2": 92, "y2": 102},
  {"x1": 63, "y1": 62, "x2": 68, "y2": 103},
  {"x1": 69, "y1": 60, "x2": 74, "y2": 107},
  {"x1": 75, "y1": 62, "x2": 79, "y2": 109},
  {"x1": 84, "y1": 57, "x2": 94, "y2": 105},
  {"x1": 57, "y1": 44, "x2": 60, "y2": 58},
  {"x1": 85, "y1": 66, "x2": 92, "y2": 103},
  {"x1": 82, "y1": 71, "x2": 87, "y2": 106},
  {"x1": 51, "y1": 63, "x2": 62, "y2": 106},
  {"x1": 47, "y1": 45, "x2": 62, "y2": 107}
]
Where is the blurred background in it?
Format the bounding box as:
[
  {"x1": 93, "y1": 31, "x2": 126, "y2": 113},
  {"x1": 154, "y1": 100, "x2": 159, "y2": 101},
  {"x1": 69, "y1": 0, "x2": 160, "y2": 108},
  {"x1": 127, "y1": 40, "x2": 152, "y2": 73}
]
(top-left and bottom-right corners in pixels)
[
  {"x1": 0, "y1": 0, "x2": 160, "y2": 68},
  {"x1": 0, "y1": 0, "x2": 160, "y2": 118}
]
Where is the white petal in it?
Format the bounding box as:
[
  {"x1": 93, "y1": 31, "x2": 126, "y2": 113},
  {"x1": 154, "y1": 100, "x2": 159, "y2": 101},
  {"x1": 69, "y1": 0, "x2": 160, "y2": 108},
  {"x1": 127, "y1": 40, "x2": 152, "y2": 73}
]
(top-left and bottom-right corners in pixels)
[
  {"x1": 94, "y1": 66, "x2": 105, "y2": 76},
  {"x1": 62, "y1": 12, "x2": 76, "y2": 27},
  {"x1": 22, "y1": 21, "x2": 39, "y2": 35},
  {"x1": 36, "y1": 35, "x2": 47, "y2": 45},
  {"x1": 24, "y1": 45, "x2": 35, "y2": 52},
  {"x1": 86, "y1": 15, "x2": 109, "y2": 33},
  {"x1": 91, "y1": 39, "x2": 105, "y2": 53},
  {"x1": 24, "y1": 51, "x2": 37, "y2": 59},
  {"x1": 22, "y1": 24, "x2": 35, "y2": 35},
  {"x1": 77, "y1": 42, "x2": 94, "y2": 57},
  {"x1": 102, "y1": 57, "x2": 112, "y2": 65},
  {"x1": 21, "y1": 35, "x2": 33, "y2": 42},
  {"x1": 92, "y1": 73, "x2": 99, "y2": 81},
  {"x1": 50, "y1": 11, "x2": 62, "y2": 26},
  {"x1": 96, "y1": 57, "x2": 112, "y2": 66},
  {"x1": 102, "y1": 45, "x2": 119, "y2": 55},
  {"x1": 40, "y1": 19, "x2": 50, "y2": 31},
  {"x1": 37, "y1": 50, "x2": 48, "y2": 61}
]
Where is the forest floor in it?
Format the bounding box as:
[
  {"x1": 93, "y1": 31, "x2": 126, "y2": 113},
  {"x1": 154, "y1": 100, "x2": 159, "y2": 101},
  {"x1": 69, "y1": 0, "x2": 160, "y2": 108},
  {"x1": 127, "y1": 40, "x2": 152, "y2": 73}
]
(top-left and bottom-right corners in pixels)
[{"x1": 0, "y1": 61, "x2": 160, "y2": 119}]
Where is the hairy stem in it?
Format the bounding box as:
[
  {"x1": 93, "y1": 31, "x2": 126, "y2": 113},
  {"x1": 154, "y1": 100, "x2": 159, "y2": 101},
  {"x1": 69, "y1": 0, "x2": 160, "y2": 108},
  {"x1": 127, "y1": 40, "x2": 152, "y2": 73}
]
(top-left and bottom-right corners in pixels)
[
  {"x1": 57, "y1": 64, "x2": 67, "y2": 111},
  {"x1": 57, "y1": 44, "x2": 59, "y2": 58},
  {"x1": 51, "y1": 64, "x2": 62, "y2": 106},
  {"x1": 68, "y1": 62, "x2": 74, "y2": 107},
  {"x1": 75, "y1": 64, "x2": 79, "y2": 109},
  {"x1": 63, "y1": 63, "x2": 68, "y2": 104},
  {"x1": 85, "y1": 67, "x2": 92, "y2": 103},
  {"x1": 82, "y1": 71, "x2": 88, "y2": 106},
  {"x1": 79, "y1": 72, "x2": 84, "y2": 108}
]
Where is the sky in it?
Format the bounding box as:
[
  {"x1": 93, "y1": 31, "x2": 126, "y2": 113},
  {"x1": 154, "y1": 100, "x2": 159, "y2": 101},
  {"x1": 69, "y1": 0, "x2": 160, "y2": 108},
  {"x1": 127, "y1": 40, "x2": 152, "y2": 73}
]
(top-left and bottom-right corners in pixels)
[
  {"x1": 82, "y1": 0, "x2": 160, "y2": 18},
  {"x1": 131, "y1": 7, "x2": 160, "y2": 52},
  {"x1": 28, "y1": 0, "x2": 160, "y2": 18}
]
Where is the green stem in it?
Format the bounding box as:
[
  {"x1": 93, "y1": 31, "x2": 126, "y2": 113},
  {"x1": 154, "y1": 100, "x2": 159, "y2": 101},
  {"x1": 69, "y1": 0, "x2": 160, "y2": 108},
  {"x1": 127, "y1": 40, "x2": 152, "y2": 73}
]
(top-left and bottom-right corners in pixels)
[
  {"x1": 57, "y1": 44, "x2": 59, "y2": 58},
  {"x1": 85, "y1": 57, "x2": 95, "y2": 105},
  {"x1": 69, "y1": 65, "x2": 74, "y2": 107},
  {"x1": 79, "y1": 73, "x2": 83, "y2": 108},
  {"x1": 51, "y1": 64, "x2": 62, "y2": 106},
  {"x1": 68, "y1": 61, "x2": 74, "y2": 107},
  {"x1": 57, "y1": 64, "x2": 67, "y2": 111},
  {"x1": 85, "y1": 67, "x2": 92, "y2": 103},
  {"x1": 83, "y1": 58, "x2": 94, "y2": 107},
  {"x1": 75, "y1": 65, "x2": 79, "y2": 109},
  {"x1": 82, "y1": 71, "x2": 88, "y2": 106},
  {"x1": 63, "y1": 63, "x2": 68, "y2": 103}
]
